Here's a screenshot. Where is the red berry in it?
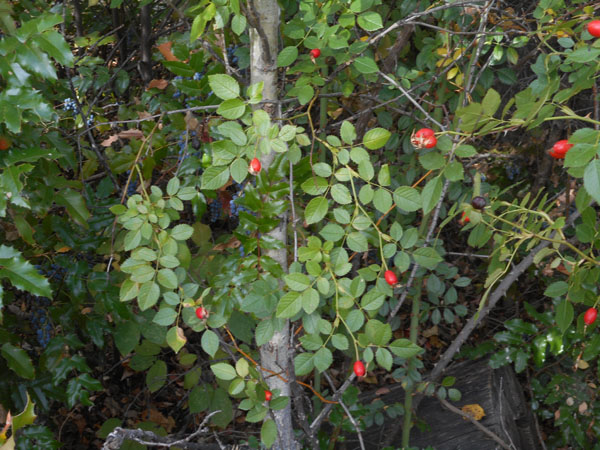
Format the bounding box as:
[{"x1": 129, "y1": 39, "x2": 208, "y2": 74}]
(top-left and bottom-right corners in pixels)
[
  {"x1": 584, "y1": 307, "x2": 597, "y2": 326},
  {"x1": 310, "y1": 48, "x2": 321, "y2": 58},
  {"x1": 471, "y1": 196, "x2": 486, "y2": 210},
  {"x1": 195, "y1": 307, "x2": 208, "y2": 320},
  {"x1": 411, "y1": 128, "x2": 437, "y2": 149},
  {"x1": 384, "y1": 270, "x2": 398, "y2": 286},
  {"x1": 588, "y1": 20, "x2": 600, "y2": 38},
  {"x1": 550, "y1": 140, "x2": 573, "y2": 159},
  {"x1": 461, "y1": 211, "x2": 470, "y2": 223},
  {"x1": 353, "y1": 360, "x2": 366, "y2": 377},
  {"x1": 264, "y1": 390, "x2": 272, "y2": 401},
  {"x1": 0, "y1": 137, "x2": 10, "y2": 151},
  {"x1": 249, "y1": 157, "x2": 261, "y2": 174}
]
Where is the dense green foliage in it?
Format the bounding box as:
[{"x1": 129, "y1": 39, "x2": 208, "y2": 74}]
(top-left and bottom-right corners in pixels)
[{"x1": 1, "y1": 0, "x2": 600, "y2": 448}]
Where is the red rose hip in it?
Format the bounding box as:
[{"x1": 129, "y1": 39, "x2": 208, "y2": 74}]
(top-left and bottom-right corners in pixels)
[
  {"x1": 584, "y1": 307, "x2": 597, "y2": 325},
  {"x1": 411, "y1": 128, "x2": 437, "y2": 149},
  {"x1": 310, "y1": 48, "x2": 321, "y2": 58},
  {"x1": 264, "y1": 390, "x2": 272, "y2": 401},
  {"x1": 384, "y1": 270, "x2": 398, "y2": 286},
  {"x1": 195, "y1": 306, "x2": 208, "y2": 320},
  {"x1": 249, "y1": 157, "x2": 261, "y2": 174},
  {"x1": 550, "y1": 140, "x2": 573, "y2": 159},
  {"x1": 353, "y1": 360, "x2": 366, "y2": 377},
  {"x1": 588, "y1": 20, "x2": 600, "y2": 38}
]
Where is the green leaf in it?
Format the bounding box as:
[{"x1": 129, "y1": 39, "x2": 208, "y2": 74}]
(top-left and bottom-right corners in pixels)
[
  {"x1": 421, "y1": 177, "x2": 442, "y2": 214},
  {"x1": 138, "y1": 281, "x2": 160, "y2": 310},
  {"x1": 314, "y1": 347, "x2": 333, "y2": 372},
  {"x1": 171, "y1": 224, "x2": 194, "y2": 241},
  {"x1": 201, "y1": 329, "x2": 219, "y2": 357},
  {"x1": 166, "y1": 326, "x2": 186, "y2": 353},
  {"x1": 55, "y1": 189, "x2": 90, "y2": 227},
  {"x1": 305, "y1": 197, "x2": 328, "y2": 224},
  {"x1": 276, "y1": 291, "x2": 303, "y2": 318},
  {"x1": 378, "y1": 164, "x2": 391, "y2": 186},
  {"x1": 119, "y1": 279, "x2": 139, "y2": 302},
  {"x1": 217, "y1": 98, "x2": 246, "y2": 119},
  {"x1": 277, "y1": 46, "x2": 298, "y2": 67},
  {"x1": 157, "y1": 269, "x2": 178, "y2": 289},
  {"x1": 11, "y1": 392, "x2": 37, "y2": 433},
  {"x1": 153, "y1": 307, "x2": 177, "y2": 326},
  {"x1": 373, "y1": 189, "x2": 392, "y2": 213},
  {"x1": 347, "y1": 231, "x2": 368, "y2": 252},
  {"x1": 0, "y1": 245, "x2": 51, "y2": 298},
  {"x1": 556, "y1": 299, "x2": 573, "y2": 333},
  {"x1": 34, "y1": 30, "x2": 74, "y2": 67},
  {"x1": 319, "y1": 224, "x2": 345, "y2": 242},
  {"x1": 544, "y1": 281, "x2": 568, "y2": 298},
  {"x1": 294, "y1": 352, "x2": 314, "y2": 376},
  {"x1": 146, "y1": 360, "x2": 167, "y2": 392},
  {"x1": 114, "y1": 321, "x2": 140, "y2": 356},
  {"x1": 285, "y1": 273, "x2": 311, "y2": 291},
  {"x1": 211, "y1": 362, "x2": 237, "y2": 380},
  {"x1": 357, "y1": 11, "x2": 383, "y2": 31},
  {"x1": 393, "y1": 187, "x2": 421, "y2": 212},
  {"x1": 376, "y1": 347, "x2": 393, "y2": 370},
  {"x1": 208, "y1": 74, "x2": 240, "y2": 100},
  {"x1": 255, "y1": 319, "x2": 275, "y2": 346},
  {"x1": 353, "y1": 56, "x2": 379, "y2": 74},
  {"x1": 302, "y1": 288, "x2": 319, "y2": 314},
  {"x1": 201, "y1": 166, "x2": 230, "y2": 189},
  {"x1": 564, "y1": 144, "x2": 596, "y2": 168},
  {"x1": 481, "y1": 88, "x2": 501, "y2": 116},
  {"x1": 231, "y1": 158, "x2": 249, "y2": 183},
  {"x1": 363, "y1": 128, "x2": 391, "y2": 150},
  {"x1": 231, "y1": 14, "x2": 246, "y2": 35},
  {"x1": 389, "y1": 339, "x2": 422, "y2": 358},
  {"x1": 261, "y1": 419, "x2": 277, "y2": 448},
  {"x1": 340, "y1": 121, "x2": 357, "y2": 144},
  {"x1": 1, "y1": 343, "x2": 35, "y2": 379},
  {"x1": 331, "y1": 183, "x2": 352, "y2": 204},
  {"x1": 584, "y1": 160, "x2": 600, "y2": 204},
  {"x1": 448, "y1": 388, "x2": 461, "y2": 402},
  {"x1": 413, "y1": 247, "x2": 443, "y2": 269},
  {"x1": 190, "y1": 3, "x2": 216, "y2": 41}
]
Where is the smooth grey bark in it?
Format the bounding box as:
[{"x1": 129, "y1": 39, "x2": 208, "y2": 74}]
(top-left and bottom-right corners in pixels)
[{"x1": 248, "y1": 0, "x2": 297, "y2": 449}]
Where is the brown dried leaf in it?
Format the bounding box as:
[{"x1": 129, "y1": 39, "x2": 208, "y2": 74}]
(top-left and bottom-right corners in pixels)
[
  {"x1": 148, "y1": 79, "x2": 168, "y2": 90},
  {"x1": 100, "y1": 135, "x2": 119, "y2": 147},
  {"x1": 157, "y1": 41, "x2": 178, "y2": 61},
  {"x1": 118, "y1": 129, "x2": 144, "y2": 139}
]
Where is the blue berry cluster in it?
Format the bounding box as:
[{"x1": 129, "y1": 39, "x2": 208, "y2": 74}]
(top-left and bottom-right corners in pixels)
[
  {"x1": 505, "y1": 163, "x2": 520, "y2": 181},
  {"x1": 229, "y1": 188, "x2": 250, "y2": 219},
  {"x1": 125, "y1": 170, "x2": 138, "y2": 197},
  {"x1": 35, "y1": 263, "x2": 66, "y2": 280},
  {"x1": 208, "y1": 199, "x2": 222, "y2": 223},
  {"x1": 29, "y1": 295, "x2": 52, "y2": 348},
  {"x1": 63, "y1": 97, "x2": 77, "y2": 112},
  {"x1": 62, "y1": 97, "x2": 94, "y2": 126},
  {"x1": 177, "y1": 130, "x2": 200, "y2": 161},
  {"x1": 227, "y1": 45, "x2": 239, "y2": 67}
]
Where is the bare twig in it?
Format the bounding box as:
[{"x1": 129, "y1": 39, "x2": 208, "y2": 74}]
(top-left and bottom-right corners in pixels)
[
  {"x1": 309, "y1": 374, "x2": 356, "y2": 433},
  {"x1": 438, "y1": 396, "x2": 511, "y2": 450}
]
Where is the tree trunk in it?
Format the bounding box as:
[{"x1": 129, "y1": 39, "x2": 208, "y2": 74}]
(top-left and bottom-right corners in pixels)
[{"x1": 248, "y1": 1, "x2": 297, "y2": 449}]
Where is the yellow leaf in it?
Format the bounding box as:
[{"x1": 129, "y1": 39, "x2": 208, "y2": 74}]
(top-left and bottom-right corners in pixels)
[{"x1": 461, "y1": 403, "x2": 485, "y2": 421}]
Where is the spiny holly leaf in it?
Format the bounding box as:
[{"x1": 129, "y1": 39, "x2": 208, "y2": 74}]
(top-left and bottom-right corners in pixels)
[{"x1": 0, "y1": 245, "x2": 51, "y2": 298}]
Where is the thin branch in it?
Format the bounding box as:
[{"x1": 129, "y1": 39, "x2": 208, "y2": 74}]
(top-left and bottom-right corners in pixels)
[
  {"x1": 437, "y1": 396, "x2": 512, "y2": 450},
  {"x1": 309, "y1": 374, "x2": 356, "y2": 433}
]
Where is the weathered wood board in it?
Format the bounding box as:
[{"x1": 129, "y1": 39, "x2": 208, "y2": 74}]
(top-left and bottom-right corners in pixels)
[{"x1": 348, "y1": 358, "x2": 541, "y2": 450}]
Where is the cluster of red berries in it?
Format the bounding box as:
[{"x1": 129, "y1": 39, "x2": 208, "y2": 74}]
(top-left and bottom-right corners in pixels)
[{"x1": 411, "y1": 128, "x2": 437, "y2": 149}]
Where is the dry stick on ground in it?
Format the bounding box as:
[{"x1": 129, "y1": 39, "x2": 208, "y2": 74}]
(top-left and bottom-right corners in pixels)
[
  {"x1": 102, "y1": 411, "x2": 220, "y2": 450},
  {"x1": 437, "y1": 396, "x2": 512, "y2": 450},
  {"x1": 323, "y1": 372, "x2": 366, "y2": 450}
]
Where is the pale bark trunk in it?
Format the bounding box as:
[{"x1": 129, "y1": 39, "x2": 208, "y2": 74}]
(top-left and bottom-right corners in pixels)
[{"x1": 249, "y1": 1, "x2": 297, "y2": 449}]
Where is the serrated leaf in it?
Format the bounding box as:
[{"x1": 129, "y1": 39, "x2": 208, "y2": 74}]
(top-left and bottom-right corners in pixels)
[
  {"x1": 201, "y1": 329, "x2": 219, "y2": 357},
  {"x1": 305, "y1": 197, "x2": 328, "y2": 224},
  {"x1": 363, "y1": 127, "x2": 390, "y2": 150},
  {"x1": 208, "y1": 74, "x2": 240, "y2": 100},
  {"x1": 1, "y1": 343, "x2": 35, "y2": 379},
  {"x1": 211, "y1": 362, "x2": 237, "y2": 380},
  {"x1": 166, "y1": 326, "x2": 186, "y2": 353}
]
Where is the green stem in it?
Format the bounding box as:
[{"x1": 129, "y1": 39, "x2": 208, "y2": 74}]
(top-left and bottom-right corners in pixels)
[
  {"x1": 401, "y1": 283, "x2": 422, "y2": 448},
  {"x1": 319, "y1": 66, "x2": 328, "y2": 162}
]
